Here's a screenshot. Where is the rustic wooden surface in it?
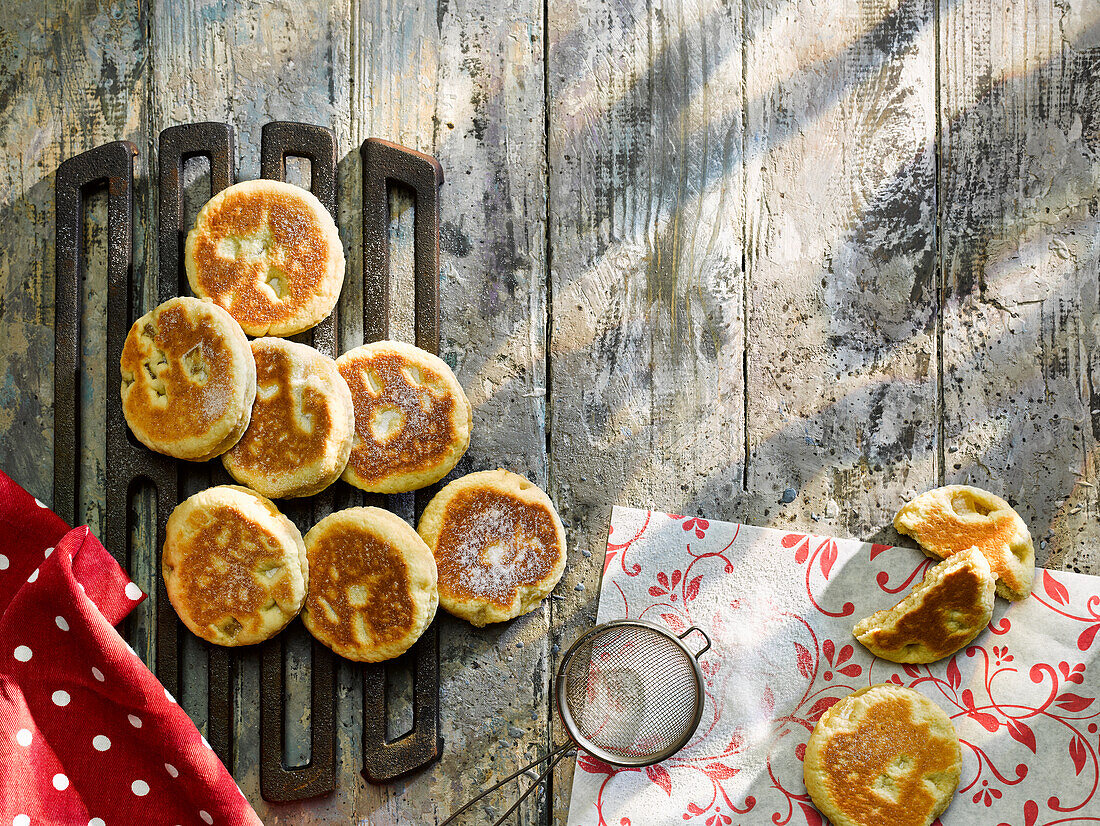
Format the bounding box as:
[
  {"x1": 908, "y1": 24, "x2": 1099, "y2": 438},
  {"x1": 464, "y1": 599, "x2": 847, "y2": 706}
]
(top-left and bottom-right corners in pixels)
[{"x1": 2, "y1": 0, "x2": 1099, "y2": 823}]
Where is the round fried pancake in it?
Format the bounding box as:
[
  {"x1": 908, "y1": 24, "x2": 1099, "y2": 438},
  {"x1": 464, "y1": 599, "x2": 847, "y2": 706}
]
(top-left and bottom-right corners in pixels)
[
  {"x1": 417, "y1": 469, "x2": 566, "y2": 627},
  {"x1": 804, "y1": 684, "x2": 961, "y2": 826},
  {"x1": 894, "y1": 485, "x2": 1034, "y2": 601},
  {"x1": 854, "y1": 547, "x2": 996, "y2": 664},
  {"x1": 301, "y1": 507, "x2": 437, "y2": 662},
  {"x1": 163, "y1": 485, "x2": 307, "y2": 646},
  {"x1": 222, "y1": 338, "x2": 354, "y2": 499},
  {"x1": 185, "y1": 179, "x2": 345, "y2": 337},
  {"x1": 336, "y1": 340, "x2": 471, "y2": 493},
  {"x1": 121, "y1": 296, "x2": 256, "y2": 461}
]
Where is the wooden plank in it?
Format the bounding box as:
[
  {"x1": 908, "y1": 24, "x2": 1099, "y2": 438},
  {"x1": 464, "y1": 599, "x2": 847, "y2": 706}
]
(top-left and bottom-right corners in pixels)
[
  {"x1": 0, "y1": 0, "x2": 147, "y2": 513},
  {"x1": 148, "y1": 0, "x2": 353, "y2": 818},
  {"x1": 350, "y1": 0, "x2": 550, "y2": 822},
  {"x1": 940, "y1": 0, "x2": 1100, "y2": 577},
  {"x1": 743, "y1": 0, "x2": 938, "y2": 542},
  {"x1": 547, "y1": 0, "x2": 745, "y2": 817},
  {"x1": 0, "y1": 0, "x2": 160, "y2": 764}
]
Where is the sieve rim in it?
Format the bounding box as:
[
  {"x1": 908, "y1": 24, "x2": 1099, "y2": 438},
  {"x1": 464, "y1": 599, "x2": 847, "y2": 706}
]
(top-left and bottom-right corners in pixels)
[{"x1": 555, "y1": 619, "x2": 706, "y2": 767}]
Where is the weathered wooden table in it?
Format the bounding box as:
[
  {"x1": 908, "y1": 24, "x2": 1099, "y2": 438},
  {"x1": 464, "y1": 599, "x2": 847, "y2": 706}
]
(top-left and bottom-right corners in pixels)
[{"x1": 2, "y1": 1, "x2": 1099, "y2": 822}]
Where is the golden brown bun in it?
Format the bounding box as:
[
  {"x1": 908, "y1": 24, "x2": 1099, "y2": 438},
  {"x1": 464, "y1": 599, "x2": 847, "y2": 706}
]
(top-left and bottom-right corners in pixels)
[
  {"x1": 184, "y1": 179, "x2": 344, "y2": 337},
  {"x1": 417, "y1": 469, "x2": 566, "y2": 627},
  {"x1": 222, "y1": 338, "x2": 354, "y2": 498},
  {"x1": 120, "y1": 296, "x2": 256, "y2": 461},
  {"x1": 894, "y1": 485, "x2": 1034, "y2": 600},
  {"x1": 854, "y1": 547, "x2": 996, "y2": 663},
  {"x1": 301, "y1": 507, "x2": 437, "y2": 662},
  {"x1": 804, "y1": 684, "x2": 961, "y2": 826},
  {"x1": 336, "y1": 340, "x2": 471, "y2": 493},
  {"x1": 163, "y1": 485, "x2": 307, "y2": 646}
]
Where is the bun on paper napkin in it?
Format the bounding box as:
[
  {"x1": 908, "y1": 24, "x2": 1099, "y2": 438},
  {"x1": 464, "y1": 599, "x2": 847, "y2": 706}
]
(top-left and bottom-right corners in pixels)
[
  {"x1": 803, "y1": 684, "x2": 961, "y2": 826},
  {"x1": 853, "y1": 547, "x2": 996, "y2": 664},
  {"x1": 894, "y1": 484, "x2": 1035, "y2": 601}
]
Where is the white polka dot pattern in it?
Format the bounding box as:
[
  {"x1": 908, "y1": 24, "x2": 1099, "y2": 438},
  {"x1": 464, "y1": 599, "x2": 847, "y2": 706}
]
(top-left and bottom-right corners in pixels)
[{"x1": 0, "y1": 476, "x2": 261, "y2": 824}]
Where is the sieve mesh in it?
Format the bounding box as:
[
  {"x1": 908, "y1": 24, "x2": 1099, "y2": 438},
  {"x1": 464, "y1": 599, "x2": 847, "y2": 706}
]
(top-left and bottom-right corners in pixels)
[{"x1": 560, "y1": 624, "x2": 702, "y2": 763}]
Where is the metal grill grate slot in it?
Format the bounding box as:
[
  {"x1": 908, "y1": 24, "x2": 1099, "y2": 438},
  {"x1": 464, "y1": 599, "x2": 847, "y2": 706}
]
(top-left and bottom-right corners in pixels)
[
  {"x1": 256, "y1": 121, "x2": 339, "y2": 803},
  {"x1": 359, "y1": 138, "x2": 444, "y2": 784},
  {"x1": 157, "y1": 122, "x2": 238, "y2": 769}
]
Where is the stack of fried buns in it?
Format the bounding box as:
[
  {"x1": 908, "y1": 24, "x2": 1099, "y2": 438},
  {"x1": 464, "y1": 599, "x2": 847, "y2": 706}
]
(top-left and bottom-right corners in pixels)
[
  {"x1": 122, "y1": 179, "x2": 567, "y2": 661},
  {"x1": 804, "y1": 485, "x2": 1036, "y2": 826}
]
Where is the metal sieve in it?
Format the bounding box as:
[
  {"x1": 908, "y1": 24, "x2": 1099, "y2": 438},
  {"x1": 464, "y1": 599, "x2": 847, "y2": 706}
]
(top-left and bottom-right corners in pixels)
[{"x1": 441, "y1": 619, "x2": 711, "y2": 826}]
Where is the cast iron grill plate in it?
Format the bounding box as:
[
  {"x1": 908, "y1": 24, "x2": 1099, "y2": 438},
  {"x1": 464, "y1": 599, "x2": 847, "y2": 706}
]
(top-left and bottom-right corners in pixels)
[{"x1": 53, "y1": 122, "x2": 445, "y2": 802}]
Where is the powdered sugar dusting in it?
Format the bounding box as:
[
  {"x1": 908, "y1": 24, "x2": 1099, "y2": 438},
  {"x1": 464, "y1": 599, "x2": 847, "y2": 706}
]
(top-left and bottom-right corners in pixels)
[
  {"x1": 435, "y1": 490, "x2": 561, "y2": 605},
  {"x1": 341, "y1": 350, "x2": 459, "y2": 485},
  {"x1": 120, "y1": 298, "x2": 244, "y2": 457}
]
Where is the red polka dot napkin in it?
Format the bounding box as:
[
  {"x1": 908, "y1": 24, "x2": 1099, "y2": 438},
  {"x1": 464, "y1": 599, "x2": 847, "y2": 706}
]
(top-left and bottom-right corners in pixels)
[{"x1": 0, "y1": 469, "x2": 262, "y2": 826}]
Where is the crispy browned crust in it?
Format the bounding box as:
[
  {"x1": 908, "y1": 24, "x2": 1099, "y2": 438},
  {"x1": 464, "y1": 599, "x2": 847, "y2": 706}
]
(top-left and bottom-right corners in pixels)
[
  {"x1": 163, "y1": 486, "x2": 307, "y2": 646},
  {"x1": 222, "y1": 338, "x2": 353, "y2": 498},
  {"x1": 854, "y1": 548, "x2": 996, "y2": 663},
  {"x1": 301, "y1": 508, "x2": 437, "y2": 662},
  {"x1": 120, "y1": 297, "x2": 255, "y2": 461},
  {"x1": 418, "y1": 469, "x2": 566, "y2": 626},
  {"x1": 337, "y1": 341, "x2": 471, "y2": 493},
  {"x1": 804, "y1": 685, "x2": 961, "y2": 826},
  {"x1": 185, "y1": 180, "x2": 344, "y2": 337},
  {"x1": 895, "y1": 485, "x2": 1034, "y2": 600}
]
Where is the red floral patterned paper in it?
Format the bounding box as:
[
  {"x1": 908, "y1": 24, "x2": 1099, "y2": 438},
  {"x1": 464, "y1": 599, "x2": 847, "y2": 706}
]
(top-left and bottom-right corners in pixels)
[{"x1": 565, "y1": 507, "x2": 1100, "y2": 826}]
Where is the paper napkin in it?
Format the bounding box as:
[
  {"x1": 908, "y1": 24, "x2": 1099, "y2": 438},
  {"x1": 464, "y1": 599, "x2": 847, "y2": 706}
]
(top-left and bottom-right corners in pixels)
[{"x1": 566, "y1": 507, "x2": 1100, "y2": 826}]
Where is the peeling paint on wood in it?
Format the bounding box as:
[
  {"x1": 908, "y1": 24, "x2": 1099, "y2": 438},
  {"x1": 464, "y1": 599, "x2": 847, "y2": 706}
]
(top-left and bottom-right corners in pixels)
[
  {"x1": 743, "y1": 0, "x2": 938, "y2": 543},
  {"x1": 547, "y1": 0, "x2": 745, "y2": 817},
  {"x1": 3, "y1": 0, "x2": 1100, "y2": 823},
  {"x1": 0, "y1": 0, "x2": 148, "y2": 506},
  {"x1": 940, "y1": 0, "x2": 1100, "y2": 579}
]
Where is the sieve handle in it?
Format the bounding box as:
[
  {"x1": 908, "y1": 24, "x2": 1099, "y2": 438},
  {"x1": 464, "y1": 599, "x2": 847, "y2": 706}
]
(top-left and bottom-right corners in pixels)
[
  {"x1": 679, "y1": 626, "x2": 712, "y2": 659},
  {"x1": 440, "y1": 740, "x2": 574, "y2": 825}
]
